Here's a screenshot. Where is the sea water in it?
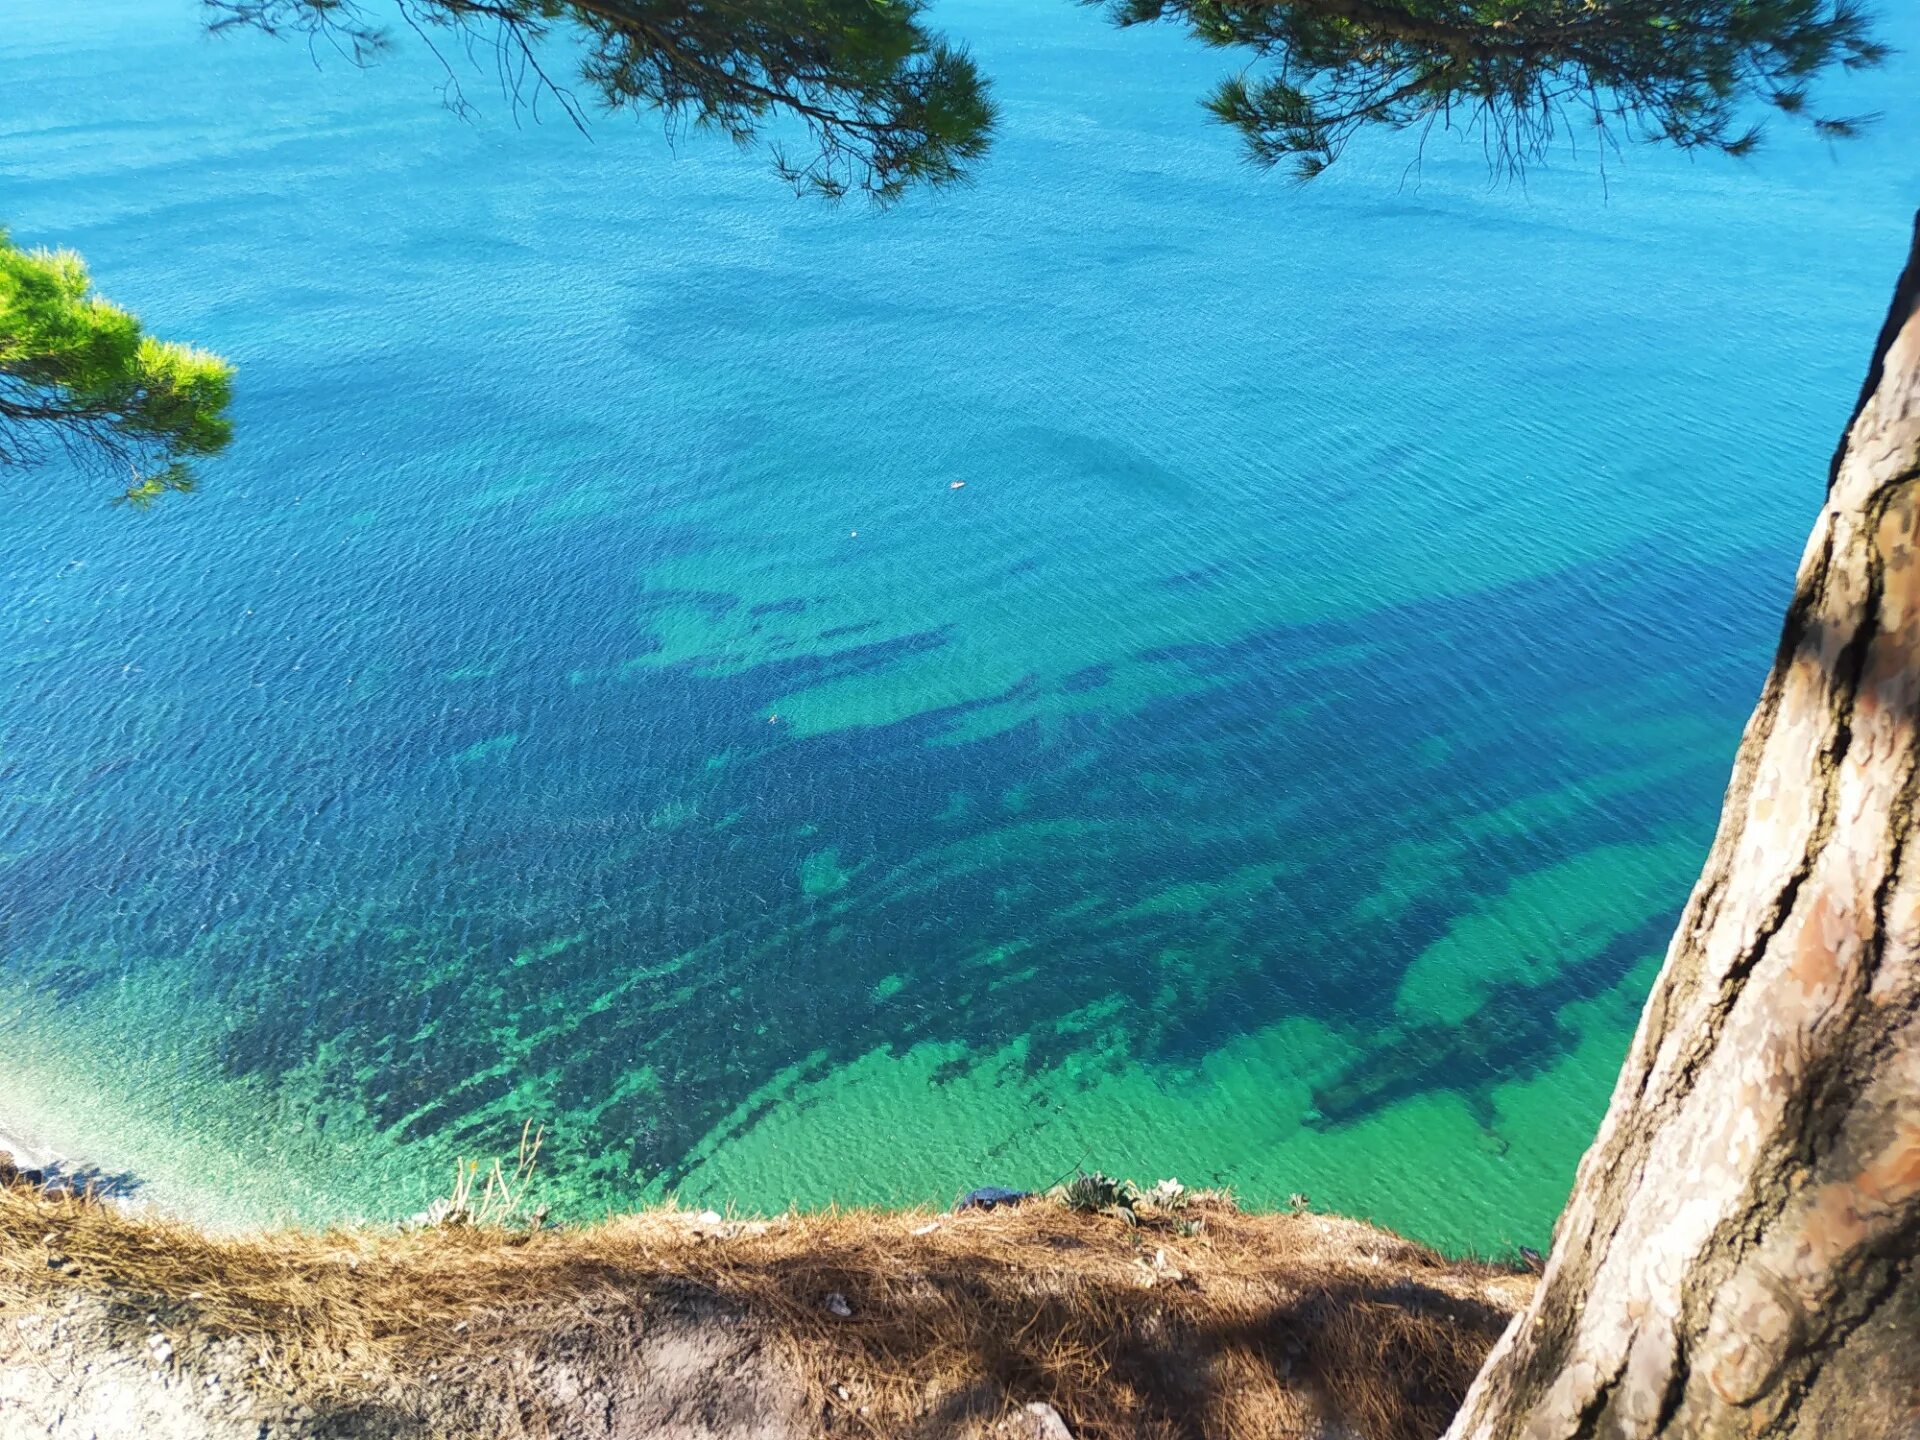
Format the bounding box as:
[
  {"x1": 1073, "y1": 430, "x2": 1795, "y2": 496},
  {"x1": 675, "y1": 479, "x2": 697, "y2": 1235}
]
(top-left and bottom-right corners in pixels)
[{"x1": 1, "y1": 0, "x2": 1916, "y2": 1248}]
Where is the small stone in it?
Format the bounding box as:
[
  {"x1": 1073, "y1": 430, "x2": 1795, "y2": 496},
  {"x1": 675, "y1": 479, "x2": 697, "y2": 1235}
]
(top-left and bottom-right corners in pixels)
[
  {"x1": 824, "y1": 1292, "x2": 852, "y2": 1318},
  {"x1": 1016, "y1": 1401, "x2": 1074, "y2": 1440},
  {"x1": 696, "y1": 1210, "x2": 723, "y2": 1225}
]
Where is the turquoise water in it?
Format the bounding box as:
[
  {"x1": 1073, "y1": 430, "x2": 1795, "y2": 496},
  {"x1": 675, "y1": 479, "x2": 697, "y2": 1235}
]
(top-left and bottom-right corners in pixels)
[{"x1": 2, "y1": 2, "x2": 1916, "y2": 1248}]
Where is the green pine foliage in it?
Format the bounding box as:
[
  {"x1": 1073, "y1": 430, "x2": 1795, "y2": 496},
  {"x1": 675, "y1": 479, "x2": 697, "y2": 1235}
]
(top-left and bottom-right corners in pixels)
[
  {"x1": 1, "y1": 231, "x2": 233, "y2": 504},
  {"x1": 3, "y1": 2, "x2": 1886, "y2": 503},
  {"x1": 205, "y1": 1, "x2": 1887, "y2": 194},
  {"x1": 205, "y1": 0, "x2": 997, "y2": 202},
  {"x1": 1085, "y1": 0, "x2": 1890, "y2": 179}
]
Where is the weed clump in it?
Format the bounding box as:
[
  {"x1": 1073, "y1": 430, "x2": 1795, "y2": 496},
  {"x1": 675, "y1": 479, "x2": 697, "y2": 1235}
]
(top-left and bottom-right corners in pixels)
[{"x1": 407, "y1": 1122, "x2": 547, "y2": 1231}]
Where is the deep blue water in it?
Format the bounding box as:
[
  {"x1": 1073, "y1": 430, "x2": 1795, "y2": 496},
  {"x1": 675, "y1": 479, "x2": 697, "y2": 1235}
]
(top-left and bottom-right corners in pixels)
[{"x1": 2, "y1": 0, "x2": 1916, "y2": 1244}]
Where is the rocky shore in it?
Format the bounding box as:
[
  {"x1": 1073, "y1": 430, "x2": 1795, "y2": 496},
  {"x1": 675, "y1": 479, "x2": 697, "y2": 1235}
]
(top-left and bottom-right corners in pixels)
[{"x1": 0, "y1": 1125, "x2": 143, "y2": 1207}]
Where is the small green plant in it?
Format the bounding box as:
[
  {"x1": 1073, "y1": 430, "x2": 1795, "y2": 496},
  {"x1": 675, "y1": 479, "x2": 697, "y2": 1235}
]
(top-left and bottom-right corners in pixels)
[
  {"x1": 1288, "y1": 1192, "x2": 1312, "y2": 1216},
  {"x1": 1057, "y1": 1171, "x2": 1142, "y2": 1223},
  {"x1": 1054, "y1": 1173, "x2": 1195, "y2": 1225},
  {"x1": 1143, "y1": 1178, "x2": 1188, "y2": 1211}
]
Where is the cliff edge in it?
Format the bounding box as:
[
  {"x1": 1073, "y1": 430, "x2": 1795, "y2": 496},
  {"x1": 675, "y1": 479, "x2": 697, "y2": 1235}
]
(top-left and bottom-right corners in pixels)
[{"x1": 0, "y1": 1170, "x2": 1531, "y2": 1440}]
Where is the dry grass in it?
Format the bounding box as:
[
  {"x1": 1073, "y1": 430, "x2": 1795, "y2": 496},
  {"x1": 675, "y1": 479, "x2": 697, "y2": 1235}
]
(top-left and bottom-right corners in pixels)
[
  {"x1": 420, "y1": 1121, "x2": 547, "y2": 1229},
  {"x1": 0, "y1": 1177, "x2": 1531, "y2": 1439}
]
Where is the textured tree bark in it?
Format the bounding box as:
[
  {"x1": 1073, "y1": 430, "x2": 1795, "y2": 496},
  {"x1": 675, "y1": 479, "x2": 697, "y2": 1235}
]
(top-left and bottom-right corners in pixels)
[{"x1": 1444, "y1": 216, "x2": 1920, "y2": 1440}]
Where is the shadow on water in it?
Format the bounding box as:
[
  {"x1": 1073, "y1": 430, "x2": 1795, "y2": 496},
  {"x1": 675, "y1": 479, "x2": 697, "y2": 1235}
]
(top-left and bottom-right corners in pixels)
[{"x1": 1, "y1": 537, "x2": 1778, "y2": 1212}]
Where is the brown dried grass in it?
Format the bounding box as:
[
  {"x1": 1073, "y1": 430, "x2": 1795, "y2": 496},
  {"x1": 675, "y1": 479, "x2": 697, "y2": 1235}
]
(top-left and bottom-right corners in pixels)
[{"x1": 0, "y1": 1180, "x2": 1530, "y2": 1439}]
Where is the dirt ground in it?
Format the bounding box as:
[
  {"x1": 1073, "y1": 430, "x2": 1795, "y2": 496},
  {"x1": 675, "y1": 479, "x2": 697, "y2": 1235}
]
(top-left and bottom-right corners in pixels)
[{"x1": 0, "y1": 1179, "x2": 1532, "y2": 1440}]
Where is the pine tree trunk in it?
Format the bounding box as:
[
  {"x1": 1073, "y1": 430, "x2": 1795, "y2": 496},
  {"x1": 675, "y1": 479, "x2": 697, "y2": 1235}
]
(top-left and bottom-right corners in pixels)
[{"x1": 1443, "y1": 216, "x2": 1920, "y2": 1439}]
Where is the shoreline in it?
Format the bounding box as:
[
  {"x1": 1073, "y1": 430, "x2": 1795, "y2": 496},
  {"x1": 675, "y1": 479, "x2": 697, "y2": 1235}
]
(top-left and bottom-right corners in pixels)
[
  {"x1": 0, "y1": 1112, "x2": 145, "y2": 1206},
  {"x1": 0, "y1": 1115, "x2": 61, "y2": 1174},
  {"x1": 0, "y1": 990, "x2": 448, "y2": 1232}
]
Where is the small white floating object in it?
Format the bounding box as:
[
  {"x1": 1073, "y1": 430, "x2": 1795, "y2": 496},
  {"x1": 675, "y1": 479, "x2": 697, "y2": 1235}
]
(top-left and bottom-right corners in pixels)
[
  {"x1": 949, "y1": 481, "x2": 966, "y2": 490},
  {"x1": 850, "y1": 530, "x2": 859, "y2": 537},
  {"x1": 768, "y1": 714, "x2": 780, "y2": 724}
]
